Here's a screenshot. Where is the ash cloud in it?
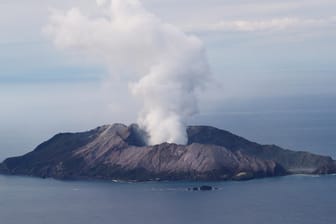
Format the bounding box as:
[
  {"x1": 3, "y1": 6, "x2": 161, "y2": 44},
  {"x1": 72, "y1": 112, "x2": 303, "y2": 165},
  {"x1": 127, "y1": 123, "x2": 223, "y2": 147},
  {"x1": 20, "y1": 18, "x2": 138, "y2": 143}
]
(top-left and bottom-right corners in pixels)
[{"x1": 45, "y1": 0, "x2": 210, "y2": 145}]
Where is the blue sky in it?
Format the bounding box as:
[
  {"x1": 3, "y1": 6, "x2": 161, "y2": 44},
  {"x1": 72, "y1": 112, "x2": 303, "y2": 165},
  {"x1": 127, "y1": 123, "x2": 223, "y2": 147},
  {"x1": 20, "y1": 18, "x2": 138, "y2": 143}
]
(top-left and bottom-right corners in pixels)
[{"x1": 0, "y1": 0, "x2": 336, "y2": 158}]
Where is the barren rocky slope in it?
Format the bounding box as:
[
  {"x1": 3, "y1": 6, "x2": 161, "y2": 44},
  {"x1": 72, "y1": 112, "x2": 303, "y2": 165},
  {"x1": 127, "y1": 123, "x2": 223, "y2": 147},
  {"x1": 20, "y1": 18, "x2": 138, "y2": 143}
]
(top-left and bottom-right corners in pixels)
[{"x1": 0, "y1": 124, "x2": 335, "y2": 181}]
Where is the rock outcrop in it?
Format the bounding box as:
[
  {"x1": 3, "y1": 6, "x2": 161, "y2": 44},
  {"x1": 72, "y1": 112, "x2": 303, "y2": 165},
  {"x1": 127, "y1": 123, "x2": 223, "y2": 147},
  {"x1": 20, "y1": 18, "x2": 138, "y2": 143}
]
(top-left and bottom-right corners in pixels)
[{"x1": 0, "y1": 124, "x2": 335, "y2": 181}]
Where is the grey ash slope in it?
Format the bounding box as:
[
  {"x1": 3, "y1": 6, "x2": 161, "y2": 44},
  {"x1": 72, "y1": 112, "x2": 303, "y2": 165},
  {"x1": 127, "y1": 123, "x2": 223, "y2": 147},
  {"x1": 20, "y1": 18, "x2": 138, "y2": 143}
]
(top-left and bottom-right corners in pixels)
[
  {"x1": 1, "y1": 124, "x2": 335, "y2": 181},
  {"x1": 187, "y1": 126, "x2": 336, "y2": 174}
]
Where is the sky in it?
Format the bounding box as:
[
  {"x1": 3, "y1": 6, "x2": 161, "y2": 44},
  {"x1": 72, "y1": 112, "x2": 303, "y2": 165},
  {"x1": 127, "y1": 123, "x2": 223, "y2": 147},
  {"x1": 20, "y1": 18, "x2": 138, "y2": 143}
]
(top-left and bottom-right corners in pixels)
[{"x1": 0, "y1": 0, "x2": 336, "y2": 159}]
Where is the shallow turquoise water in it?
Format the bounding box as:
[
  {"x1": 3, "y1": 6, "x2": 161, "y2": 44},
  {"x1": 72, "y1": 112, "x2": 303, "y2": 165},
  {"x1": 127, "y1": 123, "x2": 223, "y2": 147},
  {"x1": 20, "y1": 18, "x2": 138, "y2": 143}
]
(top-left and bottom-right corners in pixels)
[{"x1": 1, "y1": 174, "x2": 335, "y2": 224}]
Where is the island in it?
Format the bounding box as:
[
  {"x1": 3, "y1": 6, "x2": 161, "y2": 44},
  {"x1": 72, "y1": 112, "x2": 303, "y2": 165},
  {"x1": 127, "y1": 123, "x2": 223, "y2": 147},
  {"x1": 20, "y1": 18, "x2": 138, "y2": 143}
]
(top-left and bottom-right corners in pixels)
[{"x1": 1, "y1": 124, "x2": 335, "y2": 181}]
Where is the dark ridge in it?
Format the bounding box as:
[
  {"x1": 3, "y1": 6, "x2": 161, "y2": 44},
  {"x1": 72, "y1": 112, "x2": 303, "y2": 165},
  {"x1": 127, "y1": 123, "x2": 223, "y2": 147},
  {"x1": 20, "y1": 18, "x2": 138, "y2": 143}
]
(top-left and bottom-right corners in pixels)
[{"x1": 187, "y1": 125, "x2": 260, "y2": 150}]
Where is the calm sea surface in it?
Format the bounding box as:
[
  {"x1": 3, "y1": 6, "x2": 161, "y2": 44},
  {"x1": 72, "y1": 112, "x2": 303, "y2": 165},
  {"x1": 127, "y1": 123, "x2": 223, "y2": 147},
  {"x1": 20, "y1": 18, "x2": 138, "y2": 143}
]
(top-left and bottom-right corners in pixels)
[{"x1": 0, "y1": 174, "x2": 336, "y2": 224}]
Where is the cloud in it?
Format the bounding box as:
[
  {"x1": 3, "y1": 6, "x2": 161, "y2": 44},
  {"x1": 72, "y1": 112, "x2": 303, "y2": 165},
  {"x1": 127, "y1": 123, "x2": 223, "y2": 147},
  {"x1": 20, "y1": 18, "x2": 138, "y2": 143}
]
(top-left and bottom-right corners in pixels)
[
  {"x1": 45, "y1": 0, "x2": 211, "y2": 145},
  {"x1": 96, "y1": 0, "x2": 107, "y2": 7},
  {"x1": 187, "y1": 17, "x2": 336, "y2": 33}
]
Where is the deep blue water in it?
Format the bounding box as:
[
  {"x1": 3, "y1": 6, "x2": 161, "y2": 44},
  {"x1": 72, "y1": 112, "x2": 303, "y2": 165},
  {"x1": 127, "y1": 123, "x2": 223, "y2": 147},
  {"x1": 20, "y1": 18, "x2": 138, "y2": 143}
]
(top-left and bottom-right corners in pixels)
[{"x1": 1, "y1": 174, "x2": 336, "y2": 224}]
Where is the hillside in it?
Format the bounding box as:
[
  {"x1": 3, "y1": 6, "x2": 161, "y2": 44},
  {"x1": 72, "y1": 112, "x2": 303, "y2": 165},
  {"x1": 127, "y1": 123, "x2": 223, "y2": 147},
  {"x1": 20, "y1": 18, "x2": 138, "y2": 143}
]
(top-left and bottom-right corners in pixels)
[{"x1": 1, "y1": 124, "x2": 335, "y2": 181}]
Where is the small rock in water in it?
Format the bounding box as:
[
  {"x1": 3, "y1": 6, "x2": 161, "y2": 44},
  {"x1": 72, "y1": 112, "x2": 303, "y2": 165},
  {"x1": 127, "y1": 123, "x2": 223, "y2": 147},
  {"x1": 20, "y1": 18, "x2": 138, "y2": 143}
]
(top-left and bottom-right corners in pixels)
[
  {"x1": 200, "y1": 185, "x2": 213, "y2": 191},
  {"x1": 188, "y1": 185, "x2": 214, "y2": 191}
]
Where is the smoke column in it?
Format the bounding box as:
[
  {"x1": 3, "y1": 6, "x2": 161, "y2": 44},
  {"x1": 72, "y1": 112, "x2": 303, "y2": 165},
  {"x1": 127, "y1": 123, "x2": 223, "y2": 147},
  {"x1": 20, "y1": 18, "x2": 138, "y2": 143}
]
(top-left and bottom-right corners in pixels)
[{"x1": 46, "y1": 0, "x2": 210, "y2": 145}]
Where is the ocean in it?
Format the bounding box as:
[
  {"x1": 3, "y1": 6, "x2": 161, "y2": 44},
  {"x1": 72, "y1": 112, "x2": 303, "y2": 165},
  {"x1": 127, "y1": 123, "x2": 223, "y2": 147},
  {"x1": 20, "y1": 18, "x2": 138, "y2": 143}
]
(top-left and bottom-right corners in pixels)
[
  {"x1": 1, "y1": 96, "x2": 335, "y2": 224},
  {"x1": 0, "y1": 174, "x2": 335, "y2": 224}
]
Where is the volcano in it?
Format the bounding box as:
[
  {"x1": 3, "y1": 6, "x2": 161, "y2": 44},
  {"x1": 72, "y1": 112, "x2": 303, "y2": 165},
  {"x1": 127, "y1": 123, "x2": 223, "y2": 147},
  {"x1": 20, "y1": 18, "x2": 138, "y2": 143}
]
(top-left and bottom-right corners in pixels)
[{"x1": 1, "y1": 124, "x2": 335, "y2": 181}]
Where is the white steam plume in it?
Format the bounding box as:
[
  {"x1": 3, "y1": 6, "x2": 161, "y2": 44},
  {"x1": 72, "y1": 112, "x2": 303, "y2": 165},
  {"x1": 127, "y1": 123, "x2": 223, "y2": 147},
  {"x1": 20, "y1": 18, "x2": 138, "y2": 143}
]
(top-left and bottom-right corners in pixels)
[{"x1": 45, "y1": 0, "x2": 210, "y2": 145}]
